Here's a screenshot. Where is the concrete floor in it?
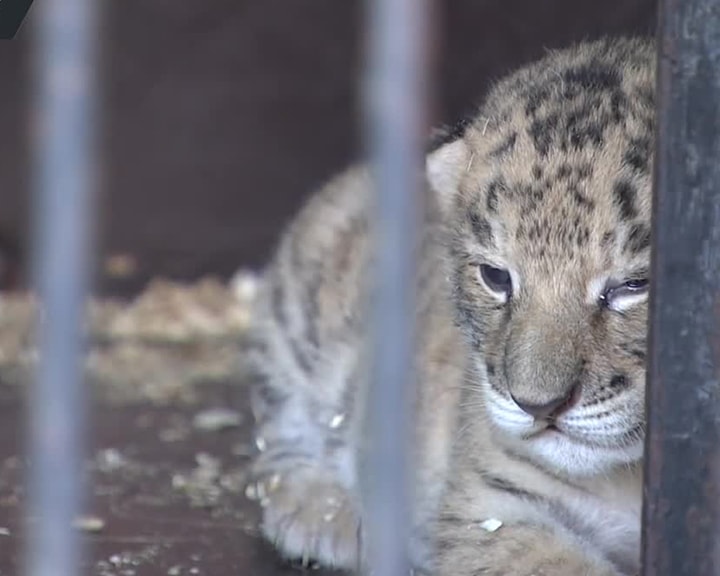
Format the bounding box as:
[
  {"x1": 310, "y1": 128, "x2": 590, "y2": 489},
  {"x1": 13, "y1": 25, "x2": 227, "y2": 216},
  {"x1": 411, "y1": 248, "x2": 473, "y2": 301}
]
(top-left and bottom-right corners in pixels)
[{"x1": 0, "y1": 379, "x2": 345, "y2": 576}]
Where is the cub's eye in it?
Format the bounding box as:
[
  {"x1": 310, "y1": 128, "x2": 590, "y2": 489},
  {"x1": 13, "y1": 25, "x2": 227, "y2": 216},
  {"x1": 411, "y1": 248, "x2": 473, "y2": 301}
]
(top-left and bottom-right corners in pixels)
[
  {"x1": 600, "y1": 277, "x2": 649, "y2": 308},
  {"x1": 623, "y1": 278, "x2": 649, "y2": 291},
  {"x1": 479, "y1": 264, "x2": 513, "y2": 296}
]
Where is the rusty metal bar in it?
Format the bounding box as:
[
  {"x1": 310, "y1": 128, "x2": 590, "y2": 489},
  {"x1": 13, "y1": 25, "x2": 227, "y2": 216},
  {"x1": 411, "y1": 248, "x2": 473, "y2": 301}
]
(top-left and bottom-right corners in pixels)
[
  {"x1": 361, "y1": 0, "x2": 432, "y2": 574},
  {"x1": 642, "y1": 1, "x2": 720, "y2": 574},
  {"x1": 25, "y1": 0, "x2": 98, "y2": 575}
]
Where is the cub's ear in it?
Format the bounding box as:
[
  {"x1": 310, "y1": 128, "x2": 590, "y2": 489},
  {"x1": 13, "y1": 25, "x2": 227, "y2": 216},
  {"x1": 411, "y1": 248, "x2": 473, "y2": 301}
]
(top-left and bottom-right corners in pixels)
[{"x1": 426, "y1": 138, "x2": 469, "y2": 216}]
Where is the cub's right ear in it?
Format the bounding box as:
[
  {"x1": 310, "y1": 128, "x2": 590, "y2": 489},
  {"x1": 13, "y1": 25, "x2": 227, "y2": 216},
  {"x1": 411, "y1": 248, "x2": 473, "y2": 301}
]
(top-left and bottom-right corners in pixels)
[{"x1": 426, "y1": 138, "x2": 469, "y2": 216}]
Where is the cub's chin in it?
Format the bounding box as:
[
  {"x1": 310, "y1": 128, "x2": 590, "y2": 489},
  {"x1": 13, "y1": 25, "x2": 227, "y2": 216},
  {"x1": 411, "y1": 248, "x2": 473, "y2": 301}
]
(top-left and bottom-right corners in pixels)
[{"x1": 484, "y1": 393, "x2": 644, "y2": 477}]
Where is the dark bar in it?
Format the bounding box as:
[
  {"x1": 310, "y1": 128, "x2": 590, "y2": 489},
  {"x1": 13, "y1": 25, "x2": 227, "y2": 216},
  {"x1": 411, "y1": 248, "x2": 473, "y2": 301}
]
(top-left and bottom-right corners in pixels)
[
  {"x1": 361, "y1": 0, "x2": 431, "y2": 574},
  {"x1": 642, "y1": 2, "x2": 720, "y2": 574},
  {"x1": 25, "y1": 0, "x2": 98, "y2": 575}
]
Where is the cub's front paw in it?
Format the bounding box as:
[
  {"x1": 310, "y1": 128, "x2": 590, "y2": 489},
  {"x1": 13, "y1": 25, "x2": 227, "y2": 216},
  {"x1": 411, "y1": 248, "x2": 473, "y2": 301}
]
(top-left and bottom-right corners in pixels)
[{"x1": 251, "y1": 468, "x2": 360, "y2": 569}]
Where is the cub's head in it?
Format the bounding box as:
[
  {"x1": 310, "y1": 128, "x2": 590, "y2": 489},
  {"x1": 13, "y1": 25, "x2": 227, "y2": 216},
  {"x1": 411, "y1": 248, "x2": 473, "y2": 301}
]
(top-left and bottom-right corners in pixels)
[{"x1": 428, "y1": 38, "x2": 655, "y2": 476}]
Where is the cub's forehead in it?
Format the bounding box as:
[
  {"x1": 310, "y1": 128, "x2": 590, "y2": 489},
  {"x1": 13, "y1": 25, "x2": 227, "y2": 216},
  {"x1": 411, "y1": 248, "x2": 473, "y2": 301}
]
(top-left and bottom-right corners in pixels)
[{"x1": 452, "y1": 39, "x2": 655, "y2": 272}]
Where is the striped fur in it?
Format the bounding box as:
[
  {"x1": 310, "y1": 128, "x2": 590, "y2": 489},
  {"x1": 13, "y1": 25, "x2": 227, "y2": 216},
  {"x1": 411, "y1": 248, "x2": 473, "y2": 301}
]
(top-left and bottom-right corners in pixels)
[{"x1": 247, "y1": 37, "x2": 654, "y2": 576}]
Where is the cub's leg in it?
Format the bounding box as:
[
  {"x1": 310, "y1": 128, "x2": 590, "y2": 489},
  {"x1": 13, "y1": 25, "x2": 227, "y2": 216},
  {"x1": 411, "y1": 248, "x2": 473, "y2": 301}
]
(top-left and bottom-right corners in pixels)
[
  {"x1": 248, "y1": 330, "x2": 362, "y2": 569},
  {"x1": 434, "y1": 520, "x2": 621, "y2": 576},
  {"x1": 430, "y1": 470, "x2": 626, "y2": 576},
  {"x1": 246, "y1": 169, "x2": 371, "y2": 569}
]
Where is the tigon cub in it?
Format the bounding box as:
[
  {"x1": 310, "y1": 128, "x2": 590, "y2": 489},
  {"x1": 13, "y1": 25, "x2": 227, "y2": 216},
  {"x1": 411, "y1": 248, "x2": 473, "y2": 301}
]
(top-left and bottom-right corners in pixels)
[{"x1": 246, "y1": 37, "x2": 654, "y2": 576}]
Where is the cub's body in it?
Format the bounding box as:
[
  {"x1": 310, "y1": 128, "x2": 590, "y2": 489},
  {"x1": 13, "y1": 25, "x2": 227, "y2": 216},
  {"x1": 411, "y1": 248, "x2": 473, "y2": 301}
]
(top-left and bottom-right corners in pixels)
[{"x1": 248, "y1": 37, "x2": 654, "y2": 576}]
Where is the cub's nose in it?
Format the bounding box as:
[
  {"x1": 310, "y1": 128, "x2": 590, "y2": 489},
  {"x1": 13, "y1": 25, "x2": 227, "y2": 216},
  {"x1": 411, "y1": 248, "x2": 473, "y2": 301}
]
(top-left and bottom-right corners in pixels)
[{"x1": 511, "y1": 385, "x2": 579, "y2": 420}]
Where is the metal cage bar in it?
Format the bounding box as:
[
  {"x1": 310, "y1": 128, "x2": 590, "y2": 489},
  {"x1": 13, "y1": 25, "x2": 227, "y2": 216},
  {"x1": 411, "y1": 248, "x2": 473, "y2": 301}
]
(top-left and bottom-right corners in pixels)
[
  {"x1": 642, "y1": 0, "x2": 720, "y2": 574},
  {"x1": 24, "y1": 0, "x2": 98, "y2": 575},
  {"x1": 362, "y1": 0, "x2": 432, "y2": 574}
]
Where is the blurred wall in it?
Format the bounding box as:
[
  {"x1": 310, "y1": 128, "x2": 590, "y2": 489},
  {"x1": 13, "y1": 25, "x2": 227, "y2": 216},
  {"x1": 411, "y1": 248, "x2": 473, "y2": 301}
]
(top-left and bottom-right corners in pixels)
[{"x1": 0, "y1": 0, "x2": 656, "y2": 296}]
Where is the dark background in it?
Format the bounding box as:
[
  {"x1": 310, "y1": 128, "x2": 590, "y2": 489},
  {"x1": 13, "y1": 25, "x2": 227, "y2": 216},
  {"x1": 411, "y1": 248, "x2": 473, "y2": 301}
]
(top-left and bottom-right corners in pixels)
[{"x1": 0, "y1": 0, "x2": 657, "y2": 297}]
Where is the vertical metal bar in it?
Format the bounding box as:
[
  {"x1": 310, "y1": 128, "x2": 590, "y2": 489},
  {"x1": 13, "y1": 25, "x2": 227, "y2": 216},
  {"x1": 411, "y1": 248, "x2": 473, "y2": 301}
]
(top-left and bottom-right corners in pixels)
[
  {"x1": 642, "y1": 1, "x2": 720, "y2": 574},
  {"x1": 25, "y1": 0, "x2": 97, "y2": 574},
  {"x1": 362, "y1": 0, "x2": 431, "y2": 575}
]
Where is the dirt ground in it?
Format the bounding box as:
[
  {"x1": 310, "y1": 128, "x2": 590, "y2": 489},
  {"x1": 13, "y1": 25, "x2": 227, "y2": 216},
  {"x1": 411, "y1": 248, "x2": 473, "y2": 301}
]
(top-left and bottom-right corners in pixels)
[{"x1": 0, "y1": 274, "x2": 343, "y2": 576}]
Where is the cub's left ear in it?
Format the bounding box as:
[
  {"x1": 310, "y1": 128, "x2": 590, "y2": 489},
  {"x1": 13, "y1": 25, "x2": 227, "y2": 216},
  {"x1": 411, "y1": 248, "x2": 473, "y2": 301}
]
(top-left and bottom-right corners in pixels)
[{"x1": 426, "y1": 138, "x2": 469, "y2": 216}]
